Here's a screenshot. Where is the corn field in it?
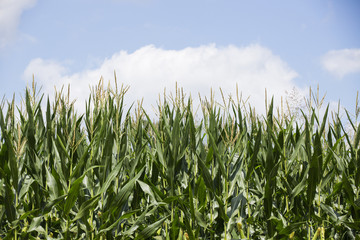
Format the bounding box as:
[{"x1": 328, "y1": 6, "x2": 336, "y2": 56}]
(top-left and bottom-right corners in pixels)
[{"x1": 0, "y1": 81, "x2": 359, "y2": 239}]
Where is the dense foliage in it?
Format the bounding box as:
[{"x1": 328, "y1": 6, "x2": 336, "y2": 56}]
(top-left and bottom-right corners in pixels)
[{"x1": 0, "y1": 82, "x2": 359, "y2": 239}]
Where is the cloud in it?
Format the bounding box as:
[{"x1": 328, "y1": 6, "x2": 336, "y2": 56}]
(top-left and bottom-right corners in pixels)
[
  {"x1": 0, "y1": 0, "x2": 37, "y2": 48},
  {"x1": 24, "y1": 44, "x2": 302, "y2": 115},
  {"x1": 321, "y1": 49, "x2": 360, "y2": 78}
]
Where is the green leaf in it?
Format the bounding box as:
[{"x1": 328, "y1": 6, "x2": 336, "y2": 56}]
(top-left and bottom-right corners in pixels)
[
  {"x1": 72, "y1": 194, "x2": 100, "y2": 222},
  {"x1": 4, "y1": 183, "x2": 16, "y2": 223},
  {"x1": 137, "y1": 180, "x2": 157, "y2": 203},
  {"x1": 98, "y1": 210, "x2": 138, "y2": 234},
  {"x1": 134, "y1": 216, "x2": 168, "y2": 240},
  {"x1": 278, "y1": 222, "x2": 306, "y2": 235},
  {"x1": 45, "y1": 166, "x2": 59, "y2": 200},
  {"x1": 27, "y1": 216, "x2": 45, "y2": 234},
  {"x1": 98, "y1": 160, "x2": 122, "y2": 195},
  {"x1": 113, "y1": 167, "x2": 145, "y2": 211},
  {"x1": 42, "y1": 195, "x2": 66, "y2": 214},
  {"x1": 246, "y1": 126, "x2": 262, "y2": 181},
  {"x1": 63, "y1": 174, "x2": 85, "y2": 216},
  {"x1": 320, "y1": 203, "x2": 339, "y2": 222}
]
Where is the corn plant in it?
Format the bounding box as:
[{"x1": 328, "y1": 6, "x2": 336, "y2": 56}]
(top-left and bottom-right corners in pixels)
[{"x1": 0, "y1": 81, "x2": 359, "y2": 239}]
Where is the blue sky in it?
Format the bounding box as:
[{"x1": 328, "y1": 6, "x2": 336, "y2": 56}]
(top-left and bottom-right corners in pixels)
[{"x1": 0, "y1": 0, "x2": 359, "y2": 115}]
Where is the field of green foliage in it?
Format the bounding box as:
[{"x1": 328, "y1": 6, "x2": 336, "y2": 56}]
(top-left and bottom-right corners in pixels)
[{"x1": 0, "y1": 81, "x2": 359, "y2": 239}]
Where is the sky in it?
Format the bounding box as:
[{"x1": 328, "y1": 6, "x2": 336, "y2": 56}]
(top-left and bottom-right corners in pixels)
[{"x1": 0, "y1": 0, "x2": 359, "y2": 116}]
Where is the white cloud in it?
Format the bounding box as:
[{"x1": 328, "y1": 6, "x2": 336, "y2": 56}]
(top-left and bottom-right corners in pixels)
[
  {"x1": 321, "y1": 49, "x2": 360, "y2": 78},
  {"x1": 24, "y1": 44, "x2": 302, "y2": 116},
  {"x1": 0, "y1": 0, "x2": 37, "y2": 48}
]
